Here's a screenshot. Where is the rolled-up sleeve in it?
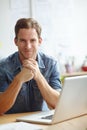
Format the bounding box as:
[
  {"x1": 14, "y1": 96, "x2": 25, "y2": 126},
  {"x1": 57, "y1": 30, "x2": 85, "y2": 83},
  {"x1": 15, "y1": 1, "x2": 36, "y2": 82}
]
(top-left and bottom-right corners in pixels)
[{"x1": 48, "y1": 61, "x2": 62, "y2": 91}]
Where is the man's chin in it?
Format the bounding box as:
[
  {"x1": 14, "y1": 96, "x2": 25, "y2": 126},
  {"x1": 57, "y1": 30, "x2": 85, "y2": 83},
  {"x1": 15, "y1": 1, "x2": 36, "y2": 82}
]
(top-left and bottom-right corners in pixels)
[
  {"x1": 25, "y1": 55, "x2": 34, "y2": 59},
  {"x1": 25, "y1": 56, "x2": 32, "y2": 59},
  {"x1": 23, "y1": 53, "x2": 36, "y2": 59}
]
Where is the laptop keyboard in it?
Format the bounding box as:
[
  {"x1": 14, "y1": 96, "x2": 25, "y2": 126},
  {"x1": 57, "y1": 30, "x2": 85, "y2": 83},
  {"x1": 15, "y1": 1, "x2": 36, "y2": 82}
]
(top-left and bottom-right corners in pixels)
[{"x1": 41, "y1": 114, "x2": 53, "y2": 120}]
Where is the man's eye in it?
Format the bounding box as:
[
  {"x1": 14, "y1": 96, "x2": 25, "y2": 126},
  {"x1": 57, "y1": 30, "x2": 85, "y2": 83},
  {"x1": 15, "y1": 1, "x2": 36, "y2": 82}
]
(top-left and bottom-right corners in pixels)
[
  {"x1": 31, "y1": 39, "x2": 36, "y2": 42},
  {"x1": 20, "y1": 39, "x2": 26, "y2": 43}
]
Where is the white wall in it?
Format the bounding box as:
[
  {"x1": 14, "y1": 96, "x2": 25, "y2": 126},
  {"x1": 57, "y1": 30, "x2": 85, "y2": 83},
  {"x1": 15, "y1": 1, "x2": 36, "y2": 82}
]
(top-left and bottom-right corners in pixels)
[
  {"x1": 0, "y1": 0, "x2": 11, "y2": 58},
  {"x1": 50, "y1": 0, "x2": 87, "y2": 70}
]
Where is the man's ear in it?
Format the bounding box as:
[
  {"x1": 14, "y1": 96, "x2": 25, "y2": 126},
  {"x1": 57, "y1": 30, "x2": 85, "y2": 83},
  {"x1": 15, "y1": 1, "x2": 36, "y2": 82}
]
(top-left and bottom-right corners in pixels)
[
  {"x1": 39, "y1": 37, "x2": 42, "y2": 45},
  {"x1": 14, "y1": 38, "x2": 18, "y2": 46}
]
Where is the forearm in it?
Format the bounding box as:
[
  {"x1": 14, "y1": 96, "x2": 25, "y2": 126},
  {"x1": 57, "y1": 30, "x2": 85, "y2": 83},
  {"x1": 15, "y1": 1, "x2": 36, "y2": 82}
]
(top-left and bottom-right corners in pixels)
[
  {"x1": 35, "y1": 73, "x2": 60, "y2": 109},
  {"x1": 0, "y1": 67, "x2": 33, "y2": 114},
  {"x1": 0, "y1": 76, "x2": 22, "y2": 114}
]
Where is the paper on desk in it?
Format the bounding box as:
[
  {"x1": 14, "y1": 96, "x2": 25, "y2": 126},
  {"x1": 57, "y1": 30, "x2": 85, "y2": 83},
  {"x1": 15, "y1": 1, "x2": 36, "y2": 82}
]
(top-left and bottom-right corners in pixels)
[{"x1": 0, "y1": 122, "x2": 42, "y2": 130}]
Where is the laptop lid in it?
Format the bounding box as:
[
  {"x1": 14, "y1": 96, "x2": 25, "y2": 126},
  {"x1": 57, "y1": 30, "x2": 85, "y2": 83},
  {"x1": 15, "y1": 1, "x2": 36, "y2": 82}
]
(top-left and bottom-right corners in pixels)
[
  {"x1": 16, "y1": 75, "x2": 87, "y2": 124},
  {"x1": 52, "y1": 75, "x2": 87, "y2": 124}
]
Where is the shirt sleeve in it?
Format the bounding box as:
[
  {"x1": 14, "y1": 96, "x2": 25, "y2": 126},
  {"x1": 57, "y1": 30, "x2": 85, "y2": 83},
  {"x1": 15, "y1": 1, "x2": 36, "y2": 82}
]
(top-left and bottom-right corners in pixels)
[
  {"x1": 49, "y1": 61, "x2": 62, "y2": 91},
  {"x1": 0, "y1": 67, "x2": 9, "y2": 92}
]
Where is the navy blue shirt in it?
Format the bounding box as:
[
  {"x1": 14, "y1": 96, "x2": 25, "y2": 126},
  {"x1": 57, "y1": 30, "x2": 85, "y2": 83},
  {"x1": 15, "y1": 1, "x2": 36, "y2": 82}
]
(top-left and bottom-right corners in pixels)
[{"x1": 0, "y1": 51, "x2": 62, "y2": 113}]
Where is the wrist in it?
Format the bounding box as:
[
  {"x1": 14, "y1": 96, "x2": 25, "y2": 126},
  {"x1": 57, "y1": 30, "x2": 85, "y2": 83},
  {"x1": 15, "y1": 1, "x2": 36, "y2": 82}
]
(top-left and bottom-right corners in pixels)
[
  {"x1": 14, "y1": 73, "x2": 24, "y2": 85},
  {"x1": 34, "y1": 72, "x2": 43, "y2": 82}
]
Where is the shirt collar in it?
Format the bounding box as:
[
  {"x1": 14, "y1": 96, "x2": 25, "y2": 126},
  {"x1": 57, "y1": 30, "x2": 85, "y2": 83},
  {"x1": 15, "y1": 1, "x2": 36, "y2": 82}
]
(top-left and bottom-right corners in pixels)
[
  {"x1": 12, "y1": 52, "x2": 22, "y2": 71},
  {"x1": 37, "y1": 52, "x2": 45, "y2": 69}
]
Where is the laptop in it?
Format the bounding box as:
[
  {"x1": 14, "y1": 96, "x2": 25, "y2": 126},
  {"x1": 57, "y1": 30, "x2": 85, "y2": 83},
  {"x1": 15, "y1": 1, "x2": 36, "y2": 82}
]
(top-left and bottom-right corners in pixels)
[{"x1": 16, "y1": 75, "x2": 87, "y2": 124}]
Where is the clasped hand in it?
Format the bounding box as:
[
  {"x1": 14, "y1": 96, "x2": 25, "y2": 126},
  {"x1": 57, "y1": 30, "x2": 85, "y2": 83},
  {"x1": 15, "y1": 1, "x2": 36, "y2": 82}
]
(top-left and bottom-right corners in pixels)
[{"x1": 20, "y1": 58, "x2": 40, "y2": 83}]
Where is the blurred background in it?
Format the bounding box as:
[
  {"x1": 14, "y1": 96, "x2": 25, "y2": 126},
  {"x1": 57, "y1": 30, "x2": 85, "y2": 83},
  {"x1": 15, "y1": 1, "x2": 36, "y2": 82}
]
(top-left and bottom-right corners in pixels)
[{"x1": 0, "y1": 0, "x2": 87, "y2": 75}]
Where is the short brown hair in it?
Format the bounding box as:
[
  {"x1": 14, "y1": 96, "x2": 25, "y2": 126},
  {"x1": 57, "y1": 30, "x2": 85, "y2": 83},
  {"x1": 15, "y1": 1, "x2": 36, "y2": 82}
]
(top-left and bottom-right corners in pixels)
[{"x1": 15, "y1": 18, "x2": 42, "y2": 39}]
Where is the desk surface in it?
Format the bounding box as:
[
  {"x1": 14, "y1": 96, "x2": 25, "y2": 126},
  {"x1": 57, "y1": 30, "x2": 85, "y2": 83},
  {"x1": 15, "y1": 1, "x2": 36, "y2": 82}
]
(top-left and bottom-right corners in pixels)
[
  {"x1": 62, "y1": 71, "x2": 87, "y2": 77},
  {"x1": 0, "y1": 112, "x2": 87, "y2": 130}
]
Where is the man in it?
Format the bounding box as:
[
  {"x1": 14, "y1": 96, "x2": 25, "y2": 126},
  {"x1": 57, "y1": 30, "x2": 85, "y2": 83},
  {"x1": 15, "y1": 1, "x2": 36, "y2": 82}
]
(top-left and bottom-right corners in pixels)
[{"x1": 0, "y1": 18, "x2": 62, "y2": 114}]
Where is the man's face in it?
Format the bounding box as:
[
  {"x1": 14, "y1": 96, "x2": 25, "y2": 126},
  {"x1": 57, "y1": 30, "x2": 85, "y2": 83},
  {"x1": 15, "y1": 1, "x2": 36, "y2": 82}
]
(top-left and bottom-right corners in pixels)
[{"x1": 15, "y1": 28, "x2": 42, "y2": 62}]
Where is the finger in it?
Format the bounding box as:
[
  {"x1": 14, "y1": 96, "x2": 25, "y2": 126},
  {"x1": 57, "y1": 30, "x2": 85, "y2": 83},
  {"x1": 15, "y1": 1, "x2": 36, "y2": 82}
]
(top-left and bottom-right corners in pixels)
[{"x1": 28, "y1": 58, "x2": 37, "y2": 65}]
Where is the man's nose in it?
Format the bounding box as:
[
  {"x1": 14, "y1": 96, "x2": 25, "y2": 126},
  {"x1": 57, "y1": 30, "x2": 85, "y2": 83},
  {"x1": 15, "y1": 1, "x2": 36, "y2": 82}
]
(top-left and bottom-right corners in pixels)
[{"x1": 26, "y1": 42, "x2": 32, "y2": 48}]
